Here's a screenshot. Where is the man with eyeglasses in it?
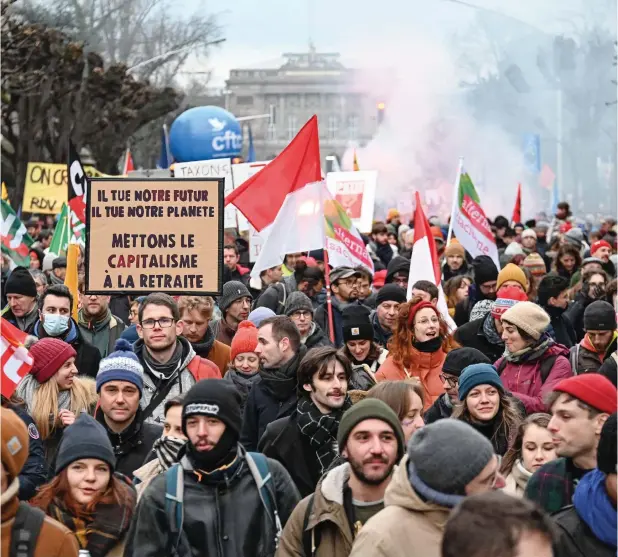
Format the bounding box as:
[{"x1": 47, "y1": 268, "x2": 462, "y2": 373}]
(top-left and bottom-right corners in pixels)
[
  {"x1": 349, "y1": 420, "x2": 506, "y2": 557},
  {"x1": 134, "y1": 293, "x2": 221, "y2": 425},
  {"x1": 284, "y1": 291, "x2": 332, "y2": 349}
]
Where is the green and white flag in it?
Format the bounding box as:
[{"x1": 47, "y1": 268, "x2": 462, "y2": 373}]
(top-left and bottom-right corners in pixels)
[
  {"x1": 1, "y1": 200, "x2": 34, "y2": 267},
  {"x1": 49, "y1": 203, "x2": 71, "y2": 256}
]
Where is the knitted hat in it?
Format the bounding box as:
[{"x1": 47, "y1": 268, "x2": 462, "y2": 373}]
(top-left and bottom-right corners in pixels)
[
  {"x1": 284, "y1": 291, "x2": 314, "y2": 317},
  {"x1": 501, "y1": 302, "x2": 550, "y2": 340},
  {"x1": 504, "y1": 242, "x2": 525, "y2": 257},
  {"x1": 523, "y1": 253, "x2": 547, "y2": 277},
  {"x1": 182, "y1": 379, "x2": 242, "y2": 436},
  {"x1": 584, "y1": 301, "x2": 616, "y2": 332},
  {"x1": 219, "y1": 281, "x2": 252, "y2": 314},
  {"x1": 431, "y1": 226, "x2": 445, "y2": 242},
  {"x1": 537, "y1": 274, "x2": 569, "y2": 306},
  {"x1": 1, "y1": 407, "x2": 29, "y2": 480},
  {"x1": 248, "y1": 307, "x2": 275, "y2": 327},
  {"x1": 553, "y1": 374, "x2": 617, "y2": 414},
  {"x1": 55, "y1": 413, "x2": 116, "y2": 474},
  {"x1": 497, "y1": 263, "x2": 528, "y2": 291},
  {"x1": 29, "y1": 338, "x2": 77, "y2": 384},
  {"x1": 442, "y1": 347, "x2": 491, "y2": 378},
  {"x1": 4, "y1": 266, "x2": 37, "y2": 298},
  {"x1": 582, "y1": 257, "x2": 604, "y2": 268},
  {"x1": 471, "y1": 256, "x2": 498, "y2": 287},
  {"x1": 230, "y1": 321, "x2": 259, "y2": 361},
  {"x1": 407, "y1": 420, "x2": 495, "y2": 494},
  {"x1": 521, "y1": 229, "x2": 537, "y2": 240},
  {"x1": 375, "y1": 284, "x2": 407, "y2": 306},
  {"x1": 342, "y1": 305, "x2": 373, "y2": 342},
  {"x1": 564, "y1": 228, "x2": 584, "y2": 248},
  {"x1": 337, "y1": 398, "x2": 406, "y2": 460},
  {"x1": 591, "y1": 240, "x2": 612, "y2": 257},
  {"x1": 458, "y1": 364, "x2": 504, "y2": 400},
  {"x1": 469, "y1": 299, "x2": 494, "y2": 322},
  {"x1": 387, "y1": 208, "x2": 400, "y2": 221},
  {"x1": 96, "y1": 338, "x2": 144, "y2": 394},
  {"x1": 42, "y1": 252, "x2": 56, "y2": 272},
  {"x1": 52, "y1": 256, "x2": 67, "y2": 270},
  {"x1": 491, "y1": 285, "x2": 529, "y2": 319},
  {"x1": 407, "y1": 300, "x2": 439, "y2": 328},
  {"x1": 597, "y1": 413, "x2": 617, "y2": 475},
  {"x1": 444, "y1": 242, "x2": 465, "y2": 258}
]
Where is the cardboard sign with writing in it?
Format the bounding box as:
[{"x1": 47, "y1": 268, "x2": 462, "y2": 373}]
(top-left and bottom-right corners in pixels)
[
  {"x1": 326, "y1": 171, "x2": 378, "y2": 233},
  {"x1": 85, "y1": 178, "x2": 224, "y2": 295},
  {"x1": 174, "y1": 158, "x2": 236, "y2": 229}
]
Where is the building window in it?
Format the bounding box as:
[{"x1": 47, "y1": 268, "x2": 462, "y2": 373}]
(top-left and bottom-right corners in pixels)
[
  {"x1": 287, "y1": 115, "x2": 298, "y2": 140},
  {"x1": 306, "y1": 94, "x2": 320, "y2": 108},
  {"x1": 287, "y1": 94, "x2": 300, "y2": 108},
  {"x1": 236, "y1": 95, "x2": 254, "y2": 106},
  {"x1": 328, "y1": 115, "x2": 338, "y2": 139},
  {"x1": 266, "y1": 123, "x2": 276, "y2": 141},
  {"x1": 347, "y1": 115, "x2": 359, "y2": 140}
]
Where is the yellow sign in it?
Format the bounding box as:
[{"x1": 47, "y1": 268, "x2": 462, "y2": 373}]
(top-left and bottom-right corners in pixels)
[
  {"x1": 1, "y1": 182, "x2": 8, "y2": 202},
  {"x1": 22, "y1": 162, "x2": 113, "y2": 214}
]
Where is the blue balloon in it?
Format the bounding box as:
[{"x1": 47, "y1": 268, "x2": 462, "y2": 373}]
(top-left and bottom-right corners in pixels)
[{"x1": 169, "y1": 106, "x2": 243, "y2": 162}]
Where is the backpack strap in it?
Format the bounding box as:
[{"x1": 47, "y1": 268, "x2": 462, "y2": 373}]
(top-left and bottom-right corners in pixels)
[
  {"x1": 275, "y1": 283, "x2": 287, "y2": 315},
  {"x1": 302, "y1": 494, "x2": 317, "y2": 557},
  {"x1": 164, "y1": 463, "x2": 184, "y2": 554},
  {"x1": 10, "y1": 502, "x2": 45, "y2": 557},
  {"x1": 539, "y1": 355, "x2": 557, "y2": 384},
  {"x1": 246, "y1": 452, "x2": 283, "y2": 545},
  {"x1": 569, "y1": 345, "x2": 580, "y2": 374}
]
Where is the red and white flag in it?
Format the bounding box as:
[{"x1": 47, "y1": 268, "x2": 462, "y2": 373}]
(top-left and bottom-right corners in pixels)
[
  {"x1": 1, "y1": 318, "x2": 33, "y2": 398},
  {"x1": 122, "y1": 148, "x2": 135, "y2": 175},
  {"x1": 408, "y1": 192, "x2": 456, "y2": 331}
]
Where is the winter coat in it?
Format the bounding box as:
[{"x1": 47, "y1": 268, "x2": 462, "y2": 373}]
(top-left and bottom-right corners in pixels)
[
  {"x1": 240, "y1": 346, "x2": 307, "y2": 451},
  {"x1": 123, "y1": 446, "x2": 301, "y2": 557},
  {"x1": 1, "y1": 478, "x2": 79, "y2": 557},
  {"x1": 371, "y1": 311, "x2": 392, "y2": 348},
  {"x1": 224, "y1": 369, "x2": 261, "y2": 416},
  {"x1": 423, "y1": 393, "x2": 453, "y2": 424},
  {"x1": 95, "y1": 407, "x2": 162, "y2": 480},
  {"x1": 599, "y1": 352, "x2": 617, "y2": 386},
  {"x1": 187, "y1": 328, "x2": 231, "y2": 377},
  {"x1": 495, "y1": 344, "x2": 573, "y2": 414},
  {"x1": 304, "y1": 323, "x2": 333, "y2": 350},
  {"x1": 33, "y1": 318, "x2": 102, "y2": 378},
  {"x1": 315, "y1": 298, "x2": 369, "y2": 348},
  {"x1": 543, "y1": 306, "x2": 577, "y2": 349},
  {"x1": 2, "y1": 304, "x2": 39, "y2": 334},
  {"x1": 349, "y1": 455, "x2": 449, "y2": 557},
  {"x1": 565, "y1": 293, "x2": 595, "y2": 342},
  {"x1": 110, "y1": 295, "x2": 132, "y2": 326},
  {"x1": 77, "y1": 310, "x2": 127, "y2": 358},
  {"x1": 553, "y1": 505, "x2": 615, "y2": 557},
  {"x1": 525, "y1": 457, "x2": 583, "y2": 514},
  {"x1": 454, "y1": 316, "x2": 505, "y2": 362},
  {"x1": 503, "y1": 460, "x2": 532, "y2": 498},
  {"x1": 215, "y1": 318, "x2": 239, "y2": 347},
  {"x1": 276, "y1": 463, "x2": 354, "y2": 557},
  {"x1": 133, "y1": 458, "x2": 163, "y2": 501},
  {"x1": 569, "y1": 333, "x2": 617, "y2": 375},
  {"x1": 375, "y1": 347, "x2": 446, "y2": 411}
]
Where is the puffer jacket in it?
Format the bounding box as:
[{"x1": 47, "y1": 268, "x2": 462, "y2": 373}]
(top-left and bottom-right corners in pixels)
[
  {"x1": 124, "y1": 446, "x2": 301, "y2": 557},
  {"x1": 375, "y1": 347, "x2": 446, "y2": 411},
  {"x1": 276, "y1": 463, "x2": 354, "y2": 557},
  {"x1": 495, "y1": 343, "x2": 573, "y2": 413},
  {"x1": 349, "y1": 456, "x2": 450, "y2": 557}
]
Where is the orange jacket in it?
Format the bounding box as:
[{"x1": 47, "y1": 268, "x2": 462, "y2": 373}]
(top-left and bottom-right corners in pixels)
[{"x1": 207, "y1": 340, "x2": 231, "y2": 377}]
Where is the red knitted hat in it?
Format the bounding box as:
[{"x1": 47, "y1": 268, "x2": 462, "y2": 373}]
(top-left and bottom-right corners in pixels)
[
  {"x1": 230, "y1": 321, "x2": 259, "y2": 361},
  {"x1": 407, "y1": 300, "x2": 439, "y2": 328},
  {"x1": 29, "y1": 338, "x2": 77, "y2": 384},
  {"x1": 553, "y1": 374, "x2": 617, "y2": 414},
  {"x1": 591, "y1": 240, "x2": 612, "y2": 256}
]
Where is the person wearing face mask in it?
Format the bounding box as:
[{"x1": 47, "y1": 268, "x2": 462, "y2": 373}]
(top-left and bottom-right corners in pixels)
[
  {"x1": 537, "y1": 275, "x2": 577, "y2": 348},
  {"x1": 375, "y1": 297, "x2": 459, "y2": 410},
  {"x1": 500, "y1": 413, "x2": 557, "y2": 497},
  {"x1": 224, "y1": 320, "x2": 262, "y2": 415},
  {"x1": 33, "y1": 285, "x2": 101, "y2": 378}
]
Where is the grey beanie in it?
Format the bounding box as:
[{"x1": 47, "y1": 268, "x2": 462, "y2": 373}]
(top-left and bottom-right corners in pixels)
[
  {"x1": 219, "y1": 281, "x2": 252, "y2": 313},
  {"x1": 284, "y1": 291, "x2": 314, "y2": 317},
  {"x1": 407, "y1": 420, "x2": 494, "y2": 494}
]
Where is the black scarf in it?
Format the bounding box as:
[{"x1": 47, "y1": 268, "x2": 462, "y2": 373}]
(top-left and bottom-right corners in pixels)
[
  {"x1": 190, "y1": 327, "x2": 215, "y2": 358},
  {"x1": 296, "y1": 396, "x2": 351, "y2": 474},
  {"x1": 545, "y1": 305, "x2": 566, "y2": 320},
  {"x1": 141, "y1": 340, "x2": 184, "y2": 379},
  {"x1": 187, "y1": 428, "x2": 239, "y2": 472},
  {"x1": 260, "y1": 345, "x2": 308, "y2": 401},
  {"x1": 413, "y1": 336, "x2": 443, "y2": 353},
  {"x1": 468, "y1": 412, "x2": 510, "y2": 456}
]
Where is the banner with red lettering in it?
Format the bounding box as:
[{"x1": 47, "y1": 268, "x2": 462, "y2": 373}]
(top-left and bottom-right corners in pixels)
[{"x1": 1, "y1": 318, "x2": 33, "y2": 398}]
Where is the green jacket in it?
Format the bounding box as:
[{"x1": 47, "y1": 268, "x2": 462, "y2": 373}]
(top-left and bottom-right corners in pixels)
[{"x1": 77, "y1": 309, "x2": 126, "y2": 358}]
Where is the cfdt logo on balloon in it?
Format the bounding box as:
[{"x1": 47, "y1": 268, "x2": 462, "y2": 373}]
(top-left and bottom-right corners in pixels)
[{"x1": 169, "y1": 106, "x2": 243, "y2": 162}]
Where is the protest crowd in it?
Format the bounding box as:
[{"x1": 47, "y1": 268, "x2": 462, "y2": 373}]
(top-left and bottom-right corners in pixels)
[{"x1": 1, "y1": 125, "x2": 618, "y2": 557}]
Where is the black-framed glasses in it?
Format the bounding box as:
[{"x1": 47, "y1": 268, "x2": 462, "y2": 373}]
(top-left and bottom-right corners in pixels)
[
  {"x1": 439, "y1": 373, "x2": 458, "y2": 387},
  {"x1": 141, "y1": 318, "x2": 175, "y2": 329}
]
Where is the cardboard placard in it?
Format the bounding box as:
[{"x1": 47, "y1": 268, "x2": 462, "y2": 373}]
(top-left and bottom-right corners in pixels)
[
  {"x1": 85, "y1": 178, "x2": 223, "y2": 295},
  {"x1": 249, "y1": 225, "x2": 265, "y2": 262},
  {"x1": 231, "y1": 161, "x2": 271, "y2": 231},
  {"x1": 174, "y1": 158, "x2": 236, "y2": 229},
  {"x1": 326, "y1": 171, "x2": 378, "y2": 233}
]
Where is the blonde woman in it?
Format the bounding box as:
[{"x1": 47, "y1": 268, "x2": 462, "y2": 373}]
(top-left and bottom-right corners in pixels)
[{"x1": 16, "y1": 337, "x2": 97, "y2": 467}]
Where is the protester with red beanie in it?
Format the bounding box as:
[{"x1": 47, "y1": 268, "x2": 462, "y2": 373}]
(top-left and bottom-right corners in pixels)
[
  {"x1": 525, "y1": 373, "x2": 617, "y2": 513},
  {"x1": 224, "y1": 321, "x2": 261, "y2": 415},
  {"x1": 591, "y1": 239, "x2": 616, "y2": 278}
]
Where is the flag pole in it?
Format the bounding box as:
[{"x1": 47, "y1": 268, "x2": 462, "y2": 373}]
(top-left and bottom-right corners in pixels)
[
  {"x1": 323, "y1": 250, "x2": 335, "y2": 344},
  {"x1": 446, "y1": 156, "x2": 464, "y2": 246}
]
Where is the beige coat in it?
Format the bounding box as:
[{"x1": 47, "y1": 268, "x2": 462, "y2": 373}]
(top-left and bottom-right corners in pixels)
[
  {"x1": 349, "y1": 456, "x2": 450, "y2": 557},
  {"x1": 503, "y1": 459, "x2": 532, "y2": 498},
  {"x1": 133, "y1": 457, "x2": 164, "y2": 500}
]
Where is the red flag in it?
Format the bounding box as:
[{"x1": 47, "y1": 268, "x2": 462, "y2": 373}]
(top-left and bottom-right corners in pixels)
[
  {"x1": 511, "y1": 183, "x2": 522, "y2": 225},
  {"x1": 123, "y1": 148, "x2": 135, "y2": 175},
  {"x1": 1, "y1": 318, "x2": 33, "y2": 398},
  {"x1": 225, "y1": 115, "x2": 321, "y2": 232}
]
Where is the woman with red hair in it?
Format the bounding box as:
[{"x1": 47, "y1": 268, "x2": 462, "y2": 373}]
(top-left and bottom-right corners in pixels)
[{"x1": 375, "y1": 296, "x2": 459, "y2": 410}]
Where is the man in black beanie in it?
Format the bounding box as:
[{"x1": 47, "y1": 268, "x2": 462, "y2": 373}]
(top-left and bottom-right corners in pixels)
[
  {"x1": 424, "y1": 347, "x2": 491, "y2": 424},
  {"x1": 538, "y1": 274, "x2": 577, "y2": 348},
  {"x1": 371, "y1": 284, "x2": 406, "y2": 347},
  {"x1": 454, "y1": 255, "x2": 499, "y2": 327},
  {"x1": 126, "y1": 379, "x2": 300, "y2": 557},
  {"x1": 570, "y1": 300, "x2": 617, "y2": 374},
  {"x1": 3, "y1": 266, "x2": 39, "y2": 333}
]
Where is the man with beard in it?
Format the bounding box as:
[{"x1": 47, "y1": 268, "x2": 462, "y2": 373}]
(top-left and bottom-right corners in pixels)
[
  {"x1": 284, "y1": 291, "x2": 332, "y2": 350},
  {"x1": 125, "y1": 380, "x2": 300, "y2": 557},
  {"x1": 591, "y1": 240, "x2": 616, "y2": 278},
  {"x1": 537, "y1": 275, "x2": 577, "y2": 348},
  {"x1": 315, "y1": 267, "x2": 364, "y2": 347},
  {"x1": 240, "y1": 316, "x2": 307, "y2": 451},
  {"x1": 259, "y1": 347, "x2": 351, "y2": 497},
  {"x1": 178, "y1": 296, "x2": 231, "y2": 376},
  {"x1": 570, "y1": 301, "x2": 617, "y2": 374},
  {"x1": 566, "y1": 269, "x2": 610, "y2": 341},
  {"x1": 133, "y1": 293, "x2": 221, "y2": 425},
  {"x1": 214, "y1": 280, "x2": 252, "y2": 346},
  {"x1": 276, "y1": 399, "x2": 405, "y2": 557},
  {"x1": 454, "y1": 255, "x2": 499, "y2": 326},
  {"x1": 371, "y1": 284, "x2": 406, "y2": 347}
]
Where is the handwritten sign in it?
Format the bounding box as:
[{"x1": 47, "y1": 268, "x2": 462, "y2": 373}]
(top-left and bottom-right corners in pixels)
[{"x1": 85, "y1": 178, "x2": 223, "y2": 295}]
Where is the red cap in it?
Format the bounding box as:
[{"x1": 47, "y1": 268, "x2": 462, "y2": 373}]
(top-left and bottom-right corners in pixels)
[
  {"x1": 591, "y1": 240, "x2": 612, "y2": 256},
  {"x1": 553, "y1": 374, "x2": 617, "y2": 414},
  {"x1": 407, "y1": 300, "x2": 439, "y2": 328},
  {"x1": 230, "y1": 320, "x2": 259, "y2": 361},
  {"x1": 373, "y1": 270, "x2": 387, "y2": 289},
  {"x1": 29, "y1": 338, "x2": 77, "y2": 384},
  {"x1": 298, "y1": 256, "x2": 318, "y2": 267}
]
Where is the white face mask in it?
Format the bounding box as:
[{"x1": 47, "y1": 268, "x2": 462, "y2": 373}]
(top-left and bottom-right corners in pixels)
[{"x1": 42, "y1": 313, "x2": 70, "y2": 336}]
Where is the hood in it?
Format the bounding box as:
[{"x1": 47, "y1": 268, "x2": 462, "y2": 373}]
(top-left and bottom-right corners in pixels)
[
  {"x1": 545, "y1": 342, "x2": 571, "y2": 359},
  {"x1": 385, "y1": 256, "x2": 410, "y2": 282},
  {"x1": 319, "y1": 462, "x2": 350, "y2": 505}
]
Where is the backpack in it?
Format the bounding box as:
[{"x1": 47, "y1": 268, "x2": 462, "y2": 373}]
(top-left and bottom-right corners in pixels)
[
  {"x1": 10, "y1": 502, "x2": 45, "y2": 557},
  {"x1": 164, "y1": 452, "x2": 282, "y2": 554},
  {"x1": 569, "y1": 345, "x2": 580, "y2": 373},
  {"x1": 496, "y1": 354, "x2": 557, "y2": 384}
]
